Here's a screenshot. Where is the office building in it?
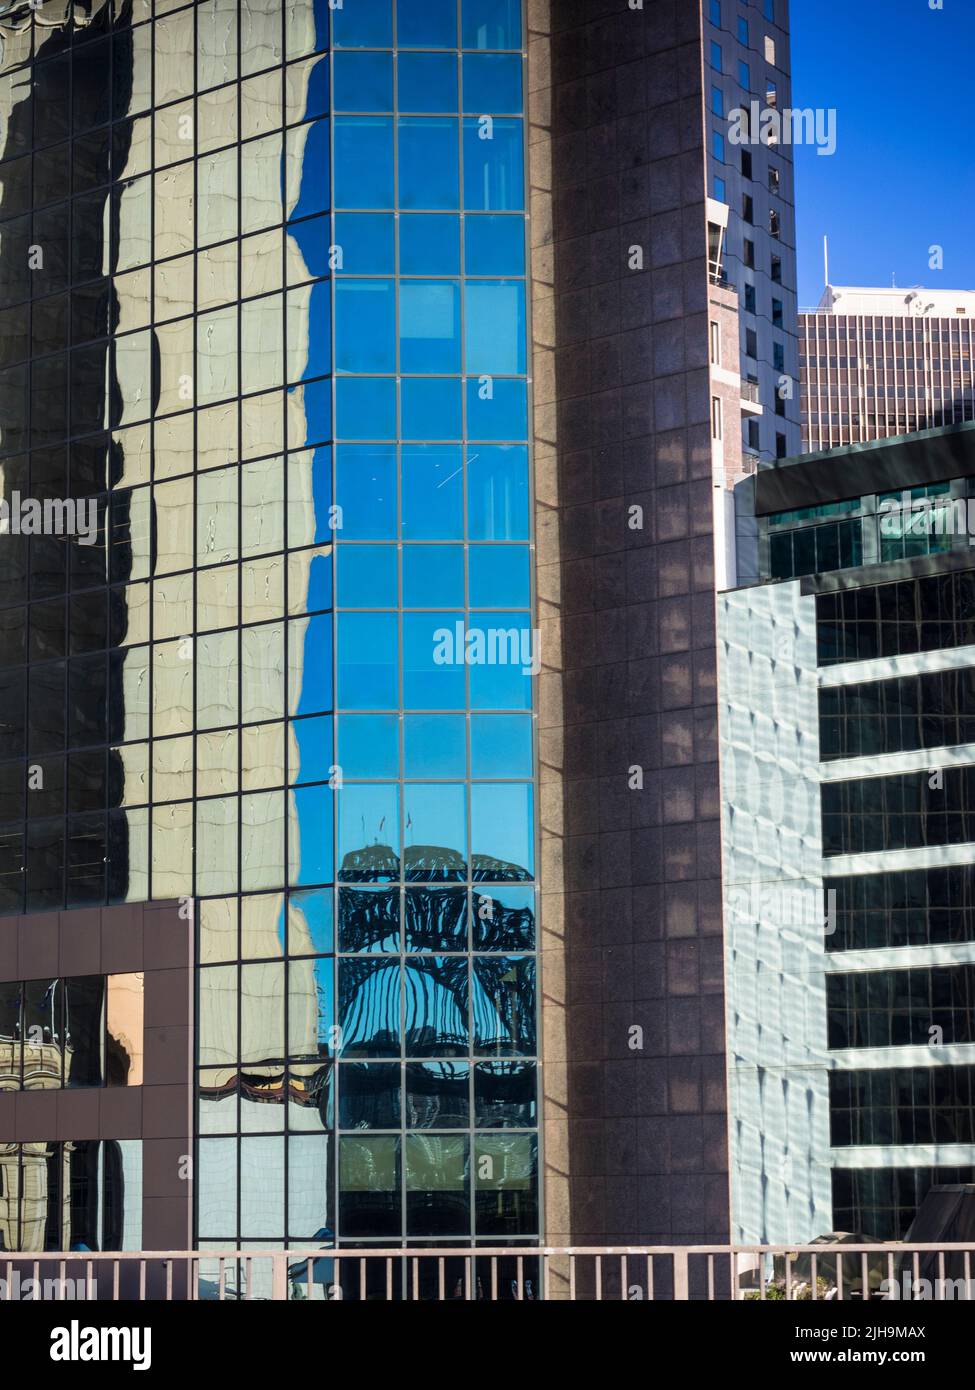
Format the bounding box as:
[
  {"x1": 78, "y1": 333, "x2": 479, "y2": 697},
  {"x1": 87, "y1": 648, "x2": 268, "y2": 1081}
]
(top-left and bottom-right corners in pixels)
[
  {"x1": 720, "y1": 420, "x2": 975, "y2": 1244},
  {"x1": 800, "y1": 285, "x2": 975, "y2": 453},
  {"x1": 0, "y1": 0, "x2": 801, "y2": 1275}
]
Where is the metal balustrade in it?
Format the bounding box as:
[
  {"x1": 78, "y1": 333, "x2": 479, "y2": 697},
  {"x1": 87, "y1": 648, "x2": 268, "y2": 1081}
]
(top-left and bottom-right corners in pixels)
[{"x1": 3, "y1": 1244, "x2": 975, "y2": 1301}]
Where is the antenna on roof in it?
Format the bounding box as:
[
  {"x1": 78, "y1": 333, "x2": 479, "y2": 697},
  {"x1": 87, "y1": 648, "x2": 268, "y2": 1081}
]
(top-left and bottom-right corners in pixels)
[{"x1": 823, "y1": 234, "x2": 829, "y2": 288}]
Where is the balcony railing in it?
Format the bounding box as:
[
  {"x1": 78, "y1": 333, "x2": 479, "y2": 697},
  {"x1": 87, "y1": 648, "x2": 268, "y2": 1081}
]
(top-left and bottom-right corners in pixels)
[
  {"x1": 740, "y1": 380, "x2": 761, "y2": 403},
  {"x1": 3, "y1": 1244, "x2": 975, "y2": 1301}
]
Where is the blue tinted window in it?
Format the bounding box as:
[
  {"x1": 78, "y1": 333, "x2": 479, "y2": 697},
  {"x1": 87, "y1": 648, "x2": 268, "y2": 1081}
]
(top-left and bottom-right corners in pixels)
[
  {"x1": 287, "y1": 119, "x2": 330, "y2": 220},
  {"x1": 467, "y1": 445, "x2": 529, "y2": 540},
  {"x1": 333, "y1": 213, "x2": 395, "y2": 274},
  {"x1": 286, "y1": 214, "x2": 330, "y2": 279},
  {"x1": 400, "y1": 214, "x2": 460, "y2": 274},
  {"x1": 337, "y1": 614, "x2": 399, "y2": 709},
  {"x1": 337, "y1": 544, "x2": 398, "y2": 607},
  {"x1": 398, "y1": 52, "x2": 458, "y2": 113},
  {"x1": 288, "y1": 888, "x2": 333, "y2": 955},
  {"x1": 292, "y1": 785, "x2": 334, "y2": 885},
  {"x1": 288, "y1": 282, "x2": 331, "y2": 381},
  {"x1": 709, "y1": 0, "x2": 721, "y2": 23},
  {"x1": 332, "y1": 0, "x2": 392, "y2": 47},
  {"x1": 469, "y1": 544, "x2": 530, "y2": 608},
  {"x1": 405, "y1": 614, "x2": 466, "y2": 709},
  {"x1": 464, "y1": 279, "x2": 526, "y2": 375},
  {"x1": 291, "y1": 714, "x2": 332, "y2": 785},
  {"x1": 764, "y1": 0, "x2": 775, "y2": 20},
  {"x1": 335, "y1": 279, "x2": 395, "y2": 373},
  {"x1": 464, "y1": 214, "x2": 524, "y2": 275},
  {"x1": 738, "y1": 17, "x2": 749, "y2": 44},
  {"x1": 468, "y1": 615, "x2": 533, "y2": 709},
  {"x1": 303, "y1": 551, "x2": 333, "y2": 613},
  {"x1": 471, "y1": 783, "x2": 533, "y2": 877},
  {"x1": 404, "y1": 714, "x2": 466, "y2": 777},
  {"x1": 738, "y1": 60, "x2": 750, "y2": 89},
  {"x1": 462, "y1": 0, "x2": 521, "y2": 50},
  {"x1": 466, "y1": 378, "x2": 527, "y2": 440},
  {"x1": 399, "y1": 280, "x2": 461, "y2": 373},
  {"x1": 290, "y1": 447, "x2": 332, "y2": 547},
  {"x1": 293, "y1": 52, "x2": 329, "y2": 121},
  {"x1": 405, "y1": 785, "x2": 467, "y2": 870},
  {"x1": 397, "y1": 0, "x2": 457, "y2": 47},
  {"x1": 335, "y1": 445, "x2": 397, "y2": 537},
  {"x1": 338, "y1": 714, "x2": 400, "y2": 778},
  {"x1": 398, "y1": 118, "x2": 460, "y2": 210},
  {"x1": 289, "y1": 376, "x2": 332, "y2": 447},
  {"x1": 333, "y1": 52, "x2": 393, "y2": 110},
  {"x1": 334, "y1": 117, "x2": 393, "y2": 208},
  {"x1": 401, "y1": 378, "x2": 463, "y2": 441},
  {"x1": 712, "y1": 130, "x2": 725, "y2": 162},
  {"x1": 292, "y1": 614, "x2": 333, "y2": 716},
  {"x1": 338, "y1": 784, "x2": 400, "y2": 867},
  {"x1": 334, "y1": 378, "x2": 396, "y2": 440},
  {"x1": 463, "y1": 118, "x2": 523, "y2": 210},
  {"x1": 401, "y1": 445, "x2": 463, "y2": 539},
  {"x1": 403, "y1": 546, "x2": 464, "y2": 608},
  {"x1": 713, "y1": 176, "x2": 726, "y2": 202},
  {"x1": 710, "y1": 41, "x2": 722, "y2": 72},
  {"x1": 711, "y1": 86, "x2": 724, "y2": 117},
  {"x1": 471, "y1": 714, "x2": 532, "y2": 777},
  {"x1": 462, "y1": 54, "x2": 522, "y2": 113}
]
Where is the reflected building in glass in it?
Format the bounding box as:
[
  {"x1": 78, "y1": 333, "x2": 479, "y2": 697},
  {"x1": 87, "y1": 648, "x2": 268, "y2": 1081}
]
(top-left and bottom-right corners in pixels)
[{"x1": 0, "y1": 0, "x2": 799, "y2": 1270}]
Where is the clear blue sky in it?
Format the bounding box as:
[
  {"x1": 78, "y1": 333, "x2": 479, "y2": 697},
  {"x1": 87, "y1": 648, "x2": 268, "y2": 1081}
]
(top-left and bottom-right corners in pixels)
[{"x1": 791, "y1": 0, "x2": 975, "y2": 307}]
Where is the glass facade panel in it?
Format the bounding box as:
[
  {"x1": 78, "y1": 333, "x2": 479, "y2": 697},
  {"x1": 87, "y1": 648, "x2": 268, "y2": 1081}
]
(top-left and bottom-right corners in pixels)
[{"x1": 0, "y1": 0, "x2": 534, "y2": 1251}]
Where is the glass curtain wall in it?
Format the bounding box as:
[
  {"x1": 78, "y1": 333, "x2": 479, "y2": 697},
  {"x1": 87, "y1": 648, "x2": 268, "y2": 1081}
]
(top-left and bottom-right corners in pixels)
[{"x1": 0, "y1": 0, "x2": 537, "y2": 1253}]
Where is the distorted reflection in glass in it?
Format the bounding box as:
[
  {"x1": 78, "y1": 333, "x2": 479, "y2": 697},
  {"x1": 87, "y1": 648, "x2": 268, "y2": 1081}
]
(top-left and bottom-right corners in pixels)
[
  {"x1": 475, "y1": 1060, "x2": 537, "y2": 1128},
  {"x1": 474, "y1": 1133, "x2": 538, "y2": 1235},
  {"x1": 471, "y1": 955, "x2": 535, "y2": 1055},
  {"x1": 338, "y1": 1061, "x2": 400, "y2": 1129},
  {"x1": 287, "y1": 1062, "x2": 333, "y2": 1132},
  {"x1": 105, "y1": 971, "x2": 143, "y2": 1086},
  {"x1": 404, "y1": 886, "x2": 468, "y2": 952},
  {"x1": 288, "y1": 957, "x2": 335, "y2": 1061},
  {"x1": 405, "y1": 1134, "x2": 469, "y2": 1236},
  {"x1": 338, "y1": 886, "x2": 399, "y2": 953},
  {"x1": 405, "y1": 1061, "x2": 470, "y2": 1129},
  {"x1": 338, "y1": 1134, "x2": 400, "y2": 1239},
  {"x1": 471, "y1": 885, "x2": 535, "y2": 951},
  {"x1": 403, "y1": 956, "x2": 469, "y2": 1056},
  {"x1": 240, "y1": 1065, "x2": 286, "y2": 1133},
  {"x1": 338, "y1": 958, "x2": 401, "y2": 1057}
]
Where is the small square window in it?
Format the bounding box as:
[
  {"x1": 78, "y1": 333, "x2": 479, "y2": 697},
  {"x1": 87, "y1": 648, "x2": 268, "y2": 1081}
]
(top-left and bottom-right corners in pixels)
[{"x1": 710, "y1": 41, "x2": 723, "y2": 72}]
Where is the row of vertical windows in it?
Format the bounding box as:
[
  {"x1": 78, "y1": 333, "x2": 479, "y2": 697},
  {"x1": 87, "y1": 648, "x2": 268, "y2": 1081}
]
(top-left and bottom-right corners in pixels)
[
  {"x1": 816, "y1": 570, "x2": 975, "y2": 666},
  {"x1": 830, "y1": 1066, "x2": 975, "y2": 1146},
  {"x1": 825, "y1": 865, "x2": 975, "y2": 952},
  {"x1": 832, "y1": 1167, "x2": 975, "y2": 1242},
  {"x1": 822, "y1": 765, "x2": 975, "y2": 857},
  {"x1": 819, "y1": 667, "x2": 975, "y2": 761},
  {"x1": 827, "y1": 964, "x2": 975, "y2": 1050}
]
